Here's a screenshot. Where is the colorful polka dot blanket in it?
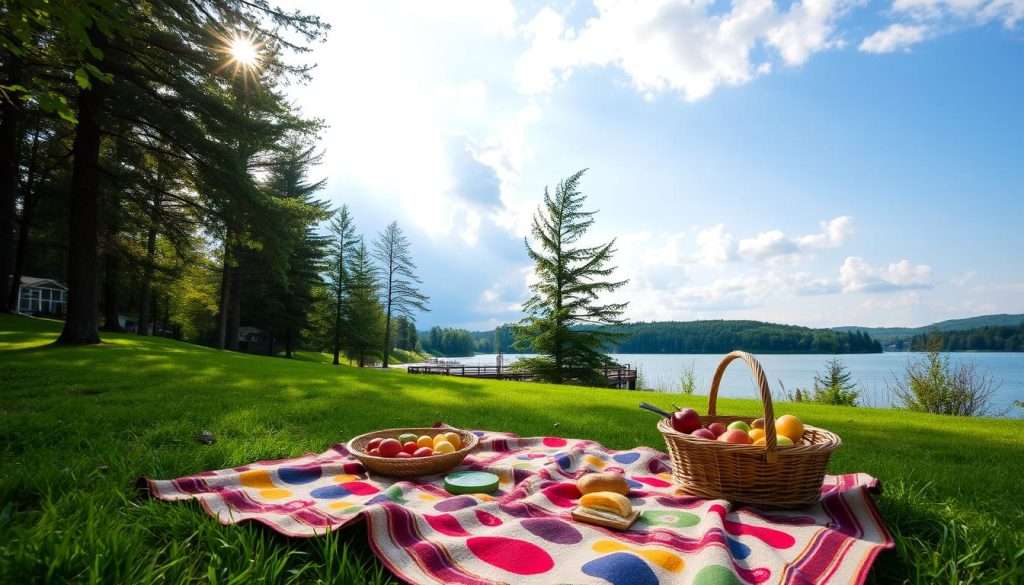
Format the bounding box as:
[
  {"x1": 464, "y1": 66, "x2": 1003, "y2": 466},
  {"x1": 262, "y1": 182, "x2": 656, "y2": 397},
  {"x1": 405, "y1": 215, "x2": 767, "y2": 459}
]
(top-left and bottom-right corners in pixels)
[{"x1": 145, "y1": 429, "x2": 893, "y2": 585}]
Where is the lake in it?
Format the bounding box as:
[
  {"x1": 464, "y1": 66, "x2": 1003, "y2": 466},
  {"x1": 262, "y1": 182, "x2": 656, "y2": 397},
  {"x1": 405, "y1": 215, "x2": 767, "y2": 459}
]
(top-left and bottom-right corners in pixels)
[{"x1": 446, "y1": 352, "x2": 1024, "y2": 418}]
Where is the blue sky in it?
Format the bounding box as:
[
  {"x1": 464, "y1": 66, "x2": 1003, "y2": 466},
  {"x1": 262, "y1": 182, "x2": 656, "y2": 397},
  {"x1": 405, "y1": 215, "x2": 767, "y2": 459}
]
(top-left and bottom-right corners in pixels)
[{"x1": 285, "y1": 0, "x2": 1024, "y2": 330}]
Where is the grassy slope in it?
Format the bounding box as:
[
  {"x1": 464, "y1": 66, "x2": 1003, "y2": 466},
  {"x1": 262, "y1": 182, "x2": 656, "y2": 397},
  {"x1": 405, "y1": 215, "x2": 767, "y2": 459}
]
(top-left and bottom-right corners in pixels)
[{"x1": 1, "y1": 315, "x2": 1022, "y2": 584}]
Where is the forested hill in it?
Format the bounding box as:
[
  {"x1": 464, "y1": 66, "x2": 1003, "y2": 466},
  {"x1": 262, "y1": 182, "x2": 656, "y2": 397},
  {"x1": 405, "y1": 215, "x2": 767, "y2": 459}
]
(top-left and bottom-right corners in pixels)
[
  {"x1": 600, "y1": 321, "x2": 881, "y2": 354},
  {"x1": 909, "y1": 323, "x2": 1024, "y2": 352},
  {"x1": 834, "y1": 313, "x2": 1024, "y2": 349},
  {"x1": 469, "y1": 320, "x2": 882, "y2": 354}
]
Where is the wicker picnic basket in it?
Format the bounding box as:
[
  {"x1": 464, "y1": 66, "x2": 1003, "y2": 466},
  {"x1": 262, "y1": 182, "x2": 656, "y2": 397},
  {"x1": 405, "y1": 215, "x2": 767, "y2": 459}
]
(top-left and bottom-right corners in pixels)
[
  {"x1": 658, "y1": 351, "x2": 841, "y2": 508},
  {"x1": 346, "y1": 427, "x2": 479, "y2": 478}
]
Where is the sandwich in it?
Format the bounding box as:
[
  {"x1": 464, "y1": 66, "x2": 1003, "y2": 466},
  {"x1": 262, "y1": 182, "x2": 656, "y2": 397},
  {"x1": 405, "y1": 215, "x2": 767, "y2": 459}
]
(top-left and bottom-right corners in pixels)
[
  {"x1": 577, "y1": 472, "x2": 630, "y2": 496},
  {"x1": 578, "y1": 491, "x2": 633, "y2": 521}
]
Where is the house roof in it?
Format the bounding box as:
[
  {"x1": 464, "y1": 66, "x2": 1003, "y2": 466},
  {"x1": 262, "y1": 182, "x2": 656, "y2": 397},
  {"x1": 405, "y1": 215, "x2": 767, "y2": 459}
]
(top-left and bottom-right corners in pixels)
[{"x1": 19, "y1": 276, "x2": 68, "y2": 290}]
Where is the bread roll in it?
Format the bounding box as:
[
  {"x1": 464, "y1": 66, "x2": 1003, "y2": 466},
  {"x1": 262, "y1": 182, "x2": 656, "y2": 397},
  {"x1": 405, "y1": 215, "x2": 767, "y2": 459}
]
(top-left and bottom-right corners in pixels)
[
  {"x1": 577, "y1": 472, "x2": 629, "y2": 496},
  {"x1": 579, "y1": 492, "x2": 633, "y2": 518}
]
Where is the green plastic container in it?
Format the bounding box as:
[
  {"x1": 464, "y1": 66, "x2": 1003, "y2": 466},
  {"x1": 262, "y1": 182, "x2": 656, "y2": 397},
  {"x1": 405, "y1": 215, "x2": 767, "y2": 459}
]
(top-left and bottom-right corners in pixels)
[{"x1": 444, "y1": 471, "x2": 499, "y2": 495}]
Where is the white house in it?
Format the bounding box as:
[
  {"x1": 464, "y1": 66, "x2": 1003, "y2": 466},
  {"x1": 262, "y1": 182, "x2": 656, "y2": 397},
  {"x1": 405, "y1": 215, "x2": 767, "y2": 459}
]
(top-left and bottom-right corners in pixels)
[{"x1": 14, "y1": 276, "x2": 68, "y2": 316}]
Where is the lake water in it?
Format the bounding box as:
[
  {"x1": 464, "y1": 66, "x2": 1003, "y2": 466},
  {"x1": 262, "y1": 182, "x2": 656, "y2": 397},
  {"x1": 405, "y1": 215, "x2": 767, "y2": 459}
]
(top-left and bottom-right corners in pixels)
[{"x1": 444, "y1": 352, "x2": 1024, "y2": 418}]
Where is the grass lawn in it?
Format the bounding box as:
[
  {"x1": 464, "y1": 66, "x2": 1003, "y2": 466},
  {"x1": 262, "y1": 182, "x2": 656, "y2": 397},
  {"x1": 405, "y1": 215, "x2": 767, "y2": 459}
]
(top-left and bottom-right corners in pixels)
[{"x1": 2, "y1": 314, "x2": 1022, "y2": 584}]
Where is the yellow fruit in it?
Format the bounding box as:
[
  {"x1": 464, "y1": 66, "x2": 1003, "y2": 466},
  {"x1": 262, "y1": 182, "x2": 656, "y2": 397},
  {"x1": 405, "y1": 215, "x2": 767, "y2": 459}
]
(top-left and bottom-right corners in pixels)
[
  {"x1": 433, "y1": 441, "x2": 455, "y2": 454},
  {"x1": 417, "y1": 435, "x2": 433, "y2": 449},
  {"x1": 444, "y1": 432, "x2": 462, "y2": 449},
  {"x1": 754, "y1": 435, "x2": 794, "y2": 447},
  {"x1": 775, "y1": 415, "x2": 804, "y2": 442},
  {"x1": 748, "y1": 428, "x2": 765, "y2": 442}
]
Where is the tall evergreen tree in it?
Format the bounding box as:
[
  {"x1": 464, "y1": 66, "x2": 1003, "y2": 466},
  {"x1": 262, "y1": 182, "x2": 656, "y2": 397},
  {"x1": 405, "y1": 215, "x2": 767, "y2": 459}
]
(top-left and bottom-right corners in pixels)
[
  {"x1": 344, "y1": 240, "x2": 385, "y2": 367},
  {"x1": 514, "y1": 170, "x2": 628, "y2": 385},
  {"x1": 325, "y1": 205, "x2": 358, "y2": 365},
  {"x1": 373, "y1": 221, "x2": 429, "y2": 367}
]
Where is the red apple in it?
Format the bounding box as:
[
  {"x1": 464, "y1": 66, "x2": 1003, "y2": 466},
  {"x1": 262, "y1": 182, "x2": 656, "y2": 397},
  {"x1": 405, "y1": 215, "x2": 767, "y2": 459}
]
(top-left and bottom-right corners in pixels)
[
  {"x1": 413, "y1": 447, "x2": 434, "y2": 457},
  {"x1": 707, "y1": 422, "x2": 728, "y2": 437},
  {"x1": 718, "y1": 429, "x2": 753, "y2": 444},
  {"x1": 403, "y1": 441, "x2": 418, "y2": 454},
  {"x1": 378, "y1": 438, "x2": 403, "y2": 457},
  {"x1": 368, "y1": 448, "x2": 381, "y2": 456},
  {"x1": 367, "y1": 438, "x2": 383, "y2": 451},
  {"x1": 691, "y1": 428, "x2": 716, "y2": 440},
  {"x1": 395, "y1": 451, "x2": 412, "y2": 459},
  {"x1": 671, "y1": 408, "x2": 702, "y2": 433}
]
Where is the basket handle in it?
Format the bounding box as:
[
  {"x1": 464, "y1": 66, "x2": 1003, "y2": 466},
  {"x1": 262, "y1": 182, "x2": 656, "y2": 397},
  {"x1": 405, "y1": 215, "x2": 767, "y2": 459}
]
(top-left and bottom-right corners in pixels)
[{"x1": 708, "y1": 351, "x2": 778, "y2": 463}]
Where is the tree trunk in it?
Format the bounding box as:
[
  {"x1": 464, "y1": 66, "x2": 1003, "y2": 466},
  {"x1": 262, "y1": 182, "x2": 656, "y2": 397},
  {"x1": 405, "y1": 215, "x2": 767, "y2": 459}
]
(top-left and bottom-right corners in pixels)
[
  {"x1": 227, "y1": 253, "x2": 241, "y2": 350},
  {"x1": 57, "y1": 52, "x2": 108, "y2": 345},
  {"x1": 100, "y1": 202, "x2": 123, "y2": 332},
  {"x1": 101, "y1": 239, "x2": 123, "y2": 331},
  {"x1": 332, "y1": 257, "x2": 343, "y2": 366},
  {"x1": 216, "y1": 239, "x2": 230, "y2": 349},
  {"x1": 137, "y1": 219, "x2": 157, "y2": 335},
  {"x1": 7, "y1": 122, "x2": 41, "y2": 311},
  {"x1": 0, "y1": 56, "x2": 22, "y2": 313}
]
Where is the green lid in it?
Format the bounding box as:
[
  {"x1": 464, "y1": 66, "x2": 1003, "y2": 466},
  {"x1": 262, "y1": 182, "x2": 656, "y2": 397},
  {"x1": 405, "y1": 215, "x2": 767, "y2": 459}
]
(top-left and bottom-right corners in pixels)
[{"x1": 444, "y1": 471, "x2": 500, "y2": 495}]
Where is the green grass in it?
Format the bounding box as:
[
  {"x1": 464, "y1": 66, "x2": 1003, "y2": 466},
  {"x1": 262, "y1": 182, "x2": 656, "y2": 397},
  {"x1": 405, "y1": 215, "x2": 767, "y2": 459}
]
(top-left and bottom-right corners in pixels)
[{"x1": 1, "y1": 314, "x2": 1022, "y2": 584}]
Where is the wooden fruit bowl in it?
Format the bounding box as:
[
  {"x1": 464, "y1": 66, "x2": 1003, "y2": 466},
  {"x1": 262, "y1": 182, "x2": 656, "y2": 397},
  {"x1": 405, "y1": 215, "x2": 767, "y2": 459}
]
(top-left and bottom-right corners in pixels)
[{"x1": 346, "y1": 427, "x2": 479, "y2": 478}]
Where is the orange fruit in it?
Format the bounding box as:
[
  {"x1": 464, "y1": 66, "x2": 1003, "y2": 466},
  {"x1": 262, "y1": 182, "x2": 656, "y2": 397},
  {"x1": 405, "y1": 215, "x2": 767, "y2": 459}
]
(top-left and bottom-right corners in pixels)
[
  {"x1": 775, "y1": 415, "x2": 804, "y2": 442},
  {"x1": 434, "y1": 441, "x2": 455, "y2": 454},
  {"x1": 748, "y1": 428, "x2": 765, "y2": 442},
  {"x1": 417, "y1": 435, "x2": 433, "y2": 449}
]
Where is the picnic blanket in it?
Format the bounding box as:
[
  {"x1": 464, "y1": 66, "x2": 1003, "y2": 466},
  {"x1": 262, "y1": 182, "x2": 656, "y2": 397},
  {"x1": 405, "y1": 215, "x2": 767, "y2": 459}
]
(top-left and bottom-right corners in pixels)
[{"x1": 145, "y1": 429, "x2": 893, "y2": 584}]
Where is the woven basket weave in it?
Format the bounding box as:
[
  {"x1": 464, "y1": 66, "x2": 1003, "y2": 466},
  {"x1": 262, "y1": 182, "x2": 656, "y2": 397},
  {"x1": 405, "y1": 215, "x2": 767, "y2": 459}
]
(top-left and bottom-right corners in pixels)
[
  {"x1": 658, "y1": 351, "x2": 841, "y2": 508},
  {"x1": 346, "y1": 427, "x2": 478, "y2": 478}
]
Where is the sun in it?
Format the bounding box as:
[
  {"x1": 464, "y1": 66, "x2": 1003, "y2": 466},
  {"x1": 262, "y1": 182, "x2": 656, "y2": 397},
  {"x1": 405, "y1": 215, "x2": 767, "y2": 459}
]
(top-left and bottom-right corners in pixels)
[{"x1": 229, "y1": 35, "x2": 260, "y2": 69}]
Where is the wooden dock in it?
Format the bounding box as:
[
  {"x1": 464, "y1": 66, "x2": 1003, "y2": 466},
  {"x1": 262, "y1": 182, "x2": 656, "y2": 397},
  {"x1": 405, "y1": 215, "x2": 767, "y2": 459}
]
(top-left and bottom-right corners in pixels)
[{"x1": 406, "y1": 363, "x2": 638, "y2": 389}]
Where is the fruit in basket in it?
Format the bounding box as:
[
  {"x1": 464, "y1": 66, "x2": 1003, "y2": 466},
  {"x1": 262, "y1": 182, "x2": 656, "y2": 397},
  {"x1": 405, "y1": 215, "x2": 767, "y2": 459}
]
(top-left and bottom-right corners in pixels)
[
  {"x1": 403, "y1": 441, "x2": 419, "y2": 454},
  {"x1": 727, "y1": 420, "x2": 751, "y2": 433},
  {"x1": 434, "y1": 440, "x2": 456, "y2": 454},
  {"x1": 671, "y1": 408, "x2": 702, "y2": 433},
  {"x1": 444, "y1": 432, "x2": 463, "y2": 449},
  {"x1": 775, "y1": 415, "x2": 804, "y2": 442},
  {"x1": 396, "y1": 451, "x2": 412, "y2": 459},
  {"x1": 369, "y1": 447, "x2": 381, "y2": 456},
  {"x1": 691, "y1": 428, "x2": 716, "y2": 441},
  {"x1": 378, "y1": 438, "x2": 403, "y2": 457},
  {"x1": 719, "y1": 429, "x2": 753, "y2": 444},
  {"x1": 707, "y1": 422, "x2": 727, "y2": 437},
  {"x1": 753, "y1": 435, "x2": 794, "y2": 447},
  {"x1": 751, "y1": 417, "x2": 765, "y2": 429},
  {"x1": 367, "y1": 438, "x2": 383, "y2": 451},
  {"x1": 748, "y1": 428, "x2": 765, "y2": 442},
  {"x1": 398, "y1": 432, "x2": 418, "y2": 444},
  {"x1": 417, "y1": 435, "x2": 434, "y2": 448},
  {"x1": 413, "y1": 447, "x2": 434, "y2": 457}
]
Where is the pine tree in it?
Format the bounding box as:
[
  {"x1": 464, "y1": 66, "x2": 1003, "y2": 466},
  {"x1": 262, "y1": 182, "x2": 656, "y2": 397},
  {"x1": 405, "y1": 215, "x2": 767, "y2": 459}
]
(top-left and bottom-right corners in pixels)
[
  {"x1": 812, "y1": 358, "x2": 859, "y2": 406},
  {"x1": 373, "y1": 221, "x2": 429, "y2": 367},
  {"x1": 514, "y1": 170, "x2": 628, "y2": 385},
  {"x1": 344, "y1": 240, "x2": 385, "y2": 367},
  {"x1": 325, "y1": 204, "x2": 359, "y2": 365}
]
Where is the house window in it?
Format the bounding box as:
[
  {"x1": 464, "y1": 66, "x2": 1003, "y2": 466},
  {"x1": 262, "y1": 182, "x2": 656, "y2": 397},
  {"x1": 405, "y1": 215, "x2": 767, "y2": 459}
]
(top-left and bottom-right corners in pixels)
[{"x1": 19, "y1": 288, "x2": 31, "y2": 312}]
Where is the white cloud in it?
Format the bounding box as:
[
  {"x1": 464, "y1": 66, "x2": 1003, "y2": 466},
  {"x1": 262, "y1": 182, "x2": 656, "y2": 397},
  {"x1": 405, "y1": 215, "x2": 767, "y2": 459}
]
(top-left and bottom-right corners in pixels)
[
  {"x1": 839, "y1": 256, "x2": 934, "y2": 292},
  {"x1": 797, "y1": 216, "x2": 854, "y2": 249},
  {"x1": 695, "y1": 224, "x2": 735, "y2": 265},
  {"x1": 738, "y1": 215, "x2": 853, "y2": 260},
  {"x1": 890, "y1": 0, "x2": 1024, "y2": 27},
  {"x1": 859, "y1": 23, "x2": 929, "y2": 53},
  {"x1": 516, "y1": 0, "x2": 856, "y2": 102}
]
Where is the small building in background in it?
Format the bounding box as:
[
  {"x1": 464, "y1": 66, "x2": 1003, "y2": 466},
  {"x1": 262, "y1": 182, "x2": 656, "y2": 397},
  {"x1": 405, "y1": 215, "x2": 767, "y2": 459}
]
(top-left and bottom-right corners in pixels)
[{"x1": 14, "y1": 276, "x2": 68, "y2": 316}]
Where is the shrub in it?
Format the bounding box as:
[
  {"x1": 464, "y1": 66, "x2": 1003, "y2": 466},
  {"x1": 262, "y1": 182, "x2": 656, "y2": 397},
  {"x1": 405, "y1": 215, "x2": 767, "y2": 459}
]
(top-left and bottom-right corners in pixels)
[
  {"x1": 811, "y1": 358, "x2": 859, "y2": 406},
  {"x1": 679, "y1": 362, "x2": 697, "y2": 395},
  {"x1": 889, "y1": 337, "x2": 1002, "y2": 416}
]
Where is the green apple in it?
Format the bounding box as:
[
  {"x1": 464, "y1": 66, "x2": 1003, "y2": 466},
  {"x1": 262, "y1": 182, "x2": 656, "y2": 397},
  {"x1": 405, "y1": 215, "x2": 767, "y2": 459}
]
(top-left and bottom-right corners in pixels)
[
  {"x1": 397, "y1": 432, "x2": 418, "y2": 444},
  {"x1": 727, "y1": 420, "x2": 751, "y2": 433}
]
